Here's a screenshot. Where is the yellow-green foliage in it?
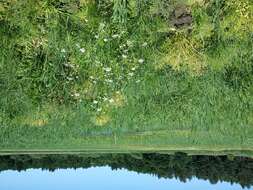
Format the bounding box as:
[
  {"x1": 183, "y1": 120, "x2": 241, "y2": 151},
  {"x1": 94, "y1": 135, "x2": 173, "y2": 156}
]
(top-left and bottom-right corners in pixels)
[
  {"x1": 159, "y1": 33, "x2": 206, "y2": 76},
  {"x1": 14, "y1": 104, "x2": 55, "y2": 127},
  {"x1": 93, "y1": 113, "x2": 111, "y2": 126},
  {"x1": 158, "y1": 0, "x2": 253, "y2": 74},
  {"x1": 14, "y1": 103, "x2": 74, "y2": 127},
  {"x1": 221, "y1": 0, "x2": 253, "y2": 40}
]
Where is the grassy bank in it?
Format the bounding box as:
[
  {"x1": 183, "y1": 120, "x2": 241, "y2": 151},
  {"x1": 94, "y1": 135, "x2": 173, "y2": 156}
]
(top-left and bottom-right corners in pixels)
[{"x1": 0, "y1": 0, "x2": 252, "y2": 150}]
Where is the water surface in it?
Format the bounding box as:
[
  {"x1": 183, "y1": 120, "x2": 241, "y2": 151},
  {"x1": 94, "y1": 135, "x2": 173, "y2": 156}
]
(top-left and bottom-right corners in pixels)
[{"x1": 0, "y1": 153, "x2": 252, "y2": 190}]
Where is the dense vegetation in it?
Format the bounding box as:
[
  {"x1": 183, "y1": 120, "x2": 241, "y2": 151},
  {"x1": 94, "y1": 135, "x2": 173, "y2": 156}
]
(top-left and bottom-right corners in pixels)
[
  {"x1": 0, "y1": 153, "x2": 253, "y2": 188},
  {"x1": 0, "y1": 0, "x2": 252, "y2": 149}
]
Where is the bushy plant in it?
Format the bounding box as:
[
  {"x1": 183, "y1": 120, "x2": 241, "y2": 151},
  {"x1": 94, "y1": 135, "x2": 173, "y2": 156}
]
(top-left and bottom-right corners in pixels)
[{"x1": 0, "y1": 0, "x2": 155, "y2": 125}]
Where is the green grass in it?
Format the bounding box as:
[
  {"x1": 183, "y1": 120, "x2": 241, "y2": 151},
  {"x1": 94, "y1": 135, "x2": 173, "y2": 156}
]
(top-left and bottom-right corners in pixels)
[{"x1": 0, "y1": 0, "x2": 252, "y2": 152}]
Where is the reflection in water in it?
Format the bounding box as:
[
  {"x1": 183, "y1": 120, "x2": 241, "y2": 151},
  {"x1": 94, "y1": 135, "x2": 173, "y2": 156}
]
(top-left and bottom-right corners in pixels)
[{"x1": 0, "y1": 153, "x2": 252, "y2": 189}]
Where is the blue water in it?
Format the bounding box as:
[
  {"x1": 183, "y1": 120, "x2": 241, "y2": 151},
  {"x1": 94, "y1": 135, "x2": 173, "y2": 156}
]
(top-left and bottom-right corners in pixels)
[{"x1": 0, "y1": 167, "x2": 250, "y2": 190}]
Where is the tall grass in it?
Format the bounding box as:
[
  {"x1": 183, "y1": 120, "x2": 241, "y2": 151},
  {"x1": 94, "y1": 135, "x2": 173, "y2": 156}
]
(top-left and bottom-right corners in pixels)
[{"x1": 0, "y1": 0, "x2": 252, "y2": 149}]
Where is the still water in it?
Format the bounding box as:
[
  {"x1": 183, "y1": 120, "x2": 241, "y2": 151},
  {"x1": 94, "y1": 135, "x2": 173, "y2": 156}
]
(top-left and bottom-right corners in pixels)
[{"x1": 0, "y1": 153, "x2": 252, "y2": 190}]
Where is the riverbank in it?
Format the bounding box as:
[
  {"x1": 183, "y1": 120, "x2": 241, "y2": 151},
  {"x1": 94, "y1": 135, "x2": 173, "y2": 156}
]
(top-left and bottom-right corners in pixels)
[
  {"x1": 1, "y1": 129, "x2": 253, "y2": 158},
  {"x1": 0, "y1": 0, "x2": 252, "y2": 150}
]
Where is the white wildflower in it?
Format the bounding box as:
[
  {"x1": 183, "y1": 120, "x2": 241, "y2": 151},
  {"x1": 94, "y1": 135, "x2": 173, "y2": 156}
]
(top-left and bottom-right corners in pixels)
[
  {"x1": 104, "y1": 67, "x2": 112, "y2": 72},
  {"x1": 169, "y1": 27, "x2": 176, "y2": 32},
  {"x1": 67, "y1": 77, "x2": 74, "y2": 81},
  {"x1": 99, "y1": 22, "x2": 105, "y2": 28},
  {"x1": 138, "y1": 59, "x2": 144, "y2": 64},
  {"x1": 128, "y1": 72, "x2": 134, "y2": 77},
  {"x1": 126, "y1": 40, "x2": 133, "y2": 47},
  {"x1": 61, "y1": 49, "x2": 66, "y2": 53},
  {"x1": 112, "y1": 34, "x2": 119, "y2": 39},
  {"x1": 104, "y1": 38, "x2": 108, "y2": 42},
  {"x1": 105, "y1": 79, "x2": 113, "y2": 83},
  {"x1": 131, "y1": 67, "x2": 136, "y2": 71},
  {"x1": 80, "y1": 48, "x2": 85, "y2": 53},
  {"x1": 109, "y1": 98, "x2": 115, "y2": 103},
  {"x1": 142, "y1": 42, "x2": 148, "y2": 47},
  {"x1": 122, "y1": 54, "x2": 128, "y2": 59},
  {"x1": 93, "y1": 100, "x2": 98, "y2": 104},
  {"x1": 63, "y1": 63, "x2": 72, "y2": 68}
]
